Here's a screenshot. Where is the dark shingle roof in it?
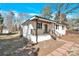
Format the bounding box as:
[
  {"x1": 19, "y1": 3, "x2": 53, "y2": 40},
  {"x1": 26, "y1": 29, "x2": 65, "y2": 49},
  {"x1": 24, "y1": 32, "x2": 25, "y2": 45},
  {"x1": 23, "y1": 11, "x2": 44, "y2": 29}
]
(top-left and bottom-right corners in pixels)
[{"x1": 22, "y1": 15, "x2": 53, "y2": 25}]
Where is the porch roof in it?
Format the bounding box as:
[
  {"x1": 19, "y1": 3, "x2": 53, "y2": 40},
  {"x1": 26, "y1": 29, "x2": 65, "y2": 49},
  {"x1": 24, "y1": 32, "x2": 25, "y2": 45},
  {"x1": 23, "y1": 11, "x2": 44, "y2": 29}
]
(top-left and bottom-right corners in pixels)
[
  {"x1": 22, "y1": 16, "x2": 54, "y2": 25},
  {"x1": 30, "y1": 16, "x2": 53, "y2": 23}
]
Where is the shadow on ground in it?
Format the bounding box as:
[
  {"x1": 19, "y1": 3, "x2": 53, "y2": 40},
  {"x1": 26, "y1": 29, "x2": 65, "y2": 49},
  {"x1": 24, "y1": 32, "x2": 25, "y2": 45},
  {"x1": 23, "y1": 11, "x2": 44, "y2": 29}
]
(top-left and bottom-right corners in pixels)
[{"x1": 0, "y1": 37, "x2": 38, "y2": 56}]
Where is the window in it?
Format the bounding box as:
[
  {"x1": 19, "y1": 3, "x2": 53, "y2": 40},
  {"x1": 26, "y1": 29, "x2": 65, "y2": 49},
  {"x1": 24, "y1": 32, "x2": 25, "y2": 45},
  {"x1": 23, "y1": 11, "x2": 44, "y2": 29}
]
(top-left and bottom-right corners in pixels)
[
  {"x1": 37, "y1": 22, "x2": 42, "y2": 29},
  {"x1": 56, "y1": 25, "x2": 59, "y2": 29},
  {"x1": 62, "y1": 26, "x2": 64, "y2": 30}
]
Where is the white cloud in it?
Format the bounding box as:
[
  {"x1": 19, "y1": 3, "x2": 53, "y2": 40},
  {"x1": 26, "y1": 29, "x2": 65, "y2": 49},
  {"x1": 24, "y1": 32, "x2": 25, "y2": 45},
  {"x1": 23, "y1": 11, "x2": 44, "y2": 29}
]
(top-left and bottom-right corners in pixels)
[
  {"x1": 49, "y1": 13, "x2": 55, "y2": 20},
  {"x1": 0, "y1": 10, "x2": 8, "y2": 17},
  {"x1": 12, "y1": 11, "x2": 19, "y2": 17},
  {"x1": 28, "y1": 13, "x2": 39, "y2": 16},
  {"x1": 66, "y1": 14, "x2": 79, "y2": 19}
]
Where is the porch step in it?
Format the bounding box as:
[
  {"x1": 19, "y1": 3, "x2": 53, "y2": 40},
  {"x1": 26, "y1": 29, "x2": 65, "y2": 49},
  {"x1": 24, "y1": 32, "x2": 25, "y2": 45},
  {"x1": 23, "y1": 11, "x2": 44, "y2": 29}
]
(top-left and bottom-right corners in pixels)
[
  {"x1": 50, "y1": 33, "x2": 58, "y2": 40},
  {"x1": 51, "y1": 35, "x2": 57, "y2": 40}
]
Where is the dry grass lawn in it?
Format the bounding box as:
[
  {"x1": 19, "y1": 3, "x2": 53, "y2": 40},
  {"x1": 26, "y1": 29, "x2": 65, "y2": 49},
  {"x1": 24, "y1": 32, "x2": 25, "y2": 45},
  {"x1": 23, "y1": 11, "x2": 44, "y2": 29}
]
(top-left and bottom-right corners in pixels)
[
  {"x1": 61, "y1": 32, "x2": 79, "y2": 44},
  {"x1": 0, "y1": 31, "x2": 20, "y2": 40},
  {"x1": 33, "y1": 39, "x2": 65, "y2": 56}
]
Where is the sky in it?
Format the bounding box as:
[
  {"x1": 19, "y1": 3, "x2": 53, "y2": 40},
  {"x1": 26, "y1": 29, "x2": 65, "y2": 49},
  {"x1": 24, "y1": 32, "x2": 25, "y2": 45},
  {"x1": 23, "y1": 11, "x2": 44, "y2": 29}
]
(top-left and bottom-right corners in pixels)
[
  {"x1": 0, "y1": 3, "x2": 79, "y2": 20},
  {"x1": 0, "y1": 3, "x2": 48, "y2": 14}
]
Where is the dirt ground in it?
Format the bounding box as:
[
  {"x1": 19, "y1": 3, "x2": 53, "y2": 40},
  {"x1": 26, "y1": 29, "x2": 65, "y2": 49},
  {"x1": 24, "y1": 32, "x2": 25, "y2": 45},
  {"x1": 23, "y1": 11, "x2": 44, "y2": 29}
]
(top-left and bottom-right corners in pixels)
[
  {"x1": 33, "y1": 39, "x2": 65, "y2": 56},
  {"x1": 0, "y1": 37, "x2": 37, "y2": 56},
  {"x1": 0, "y1": 31, "x2": 79, "y2": 56},
  {"x1": 61, "y1": 31, "x2": 79, "y2": 44},
  {"x1": 33, "y1": 31, "x2": 79, "y2": 56}
]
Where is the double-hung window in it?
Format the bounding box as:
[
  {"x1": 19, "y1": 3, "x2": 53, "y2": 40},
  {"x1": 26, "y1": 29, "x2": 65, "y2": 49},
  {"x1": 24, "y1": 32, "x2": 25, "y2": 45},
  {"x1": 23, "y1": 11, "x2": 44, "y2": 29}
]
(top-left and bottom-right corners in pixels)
[
  {"x1": 56, "y1": 25, "x2": 59, "y2": 29},
  {"x1": 37, "y1": 22, "x2": 42, "y2": 29}
]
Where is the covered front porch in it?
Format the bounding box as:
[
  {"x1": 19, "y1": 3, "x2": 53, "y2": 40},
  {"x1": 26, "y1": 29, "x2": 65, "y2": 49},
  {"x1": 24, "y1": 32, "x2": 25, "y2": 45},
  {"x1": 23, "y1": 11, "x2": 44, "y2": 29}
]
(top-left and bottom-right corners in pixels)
[
  {"x1": 30, "y1": 34, "x2": 52, "y2": 43},
  {"x1": 31, "y1": 29, "x2": 51, "y2": 35}
]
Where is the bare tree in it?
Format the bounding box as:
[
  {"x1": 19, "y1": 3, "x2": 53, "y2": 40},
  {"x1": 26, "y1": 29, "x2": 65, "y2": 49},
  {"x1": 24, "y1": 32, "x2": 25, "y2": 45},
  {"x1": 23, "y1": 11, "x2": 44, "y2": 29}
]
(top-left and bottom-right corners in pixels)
[
  {"x1": 0, "y1": 13, "x2": 3, "y2": 24},
  {"x1": 3, "y1": 11, "x2": 15, "y2": 33},
  {"x1": 42, "y1": 5, "x2": 53, "y2": 19},
  {"x1": 54, "y1": 3, "x2": 79, "y2": 24}
]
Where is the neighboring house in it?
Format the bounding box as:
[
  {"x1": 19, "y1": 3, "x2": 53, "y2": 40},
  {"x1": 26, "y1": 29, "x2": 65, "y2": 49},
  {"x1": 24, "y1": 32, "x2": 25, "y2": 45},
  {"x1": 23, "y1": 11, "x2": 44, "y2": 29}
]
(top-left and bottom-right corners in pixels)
[
  {"x1": 73, "y1": 23, "x2": 79, "y2": 31},
  {"x1": 22, "y1": 16, "x2": 67, "y2": 43}
]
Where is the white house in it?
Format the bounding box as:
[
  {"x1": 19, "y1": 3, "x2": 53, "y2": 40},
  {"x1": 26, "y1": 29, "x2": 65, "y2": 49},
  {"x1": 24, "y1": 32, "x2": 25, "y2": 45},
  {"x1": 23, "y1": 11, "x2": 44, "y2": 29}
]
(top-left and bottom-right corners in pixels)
[
  {"x1": 22, "y1": 16, "x2": 67, "y2": 43},
  {"x1": 54, "y1": 22, "x2": 67, "y2": 36}
]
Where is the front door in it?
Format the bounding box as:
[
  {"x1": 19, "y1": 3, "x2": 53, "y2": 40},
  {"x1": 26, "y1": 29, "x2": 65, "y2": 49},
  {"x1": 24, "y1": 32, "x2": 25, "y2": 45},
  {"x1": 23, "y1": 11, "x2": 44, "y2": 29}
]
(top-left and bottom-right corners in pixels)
[{"x1": 44, "y1": 24, "x2": 48, "y2": 33}]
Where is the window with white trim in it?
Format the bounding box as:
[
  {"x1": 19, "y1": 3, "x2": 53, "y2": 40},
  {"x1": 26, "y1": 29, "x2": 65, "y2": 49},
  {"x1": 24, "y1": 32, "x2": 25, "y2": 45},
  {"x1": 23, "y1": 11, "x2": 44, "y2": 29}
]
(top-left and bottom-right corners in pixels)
[
  {"x1": 37, "y1": 22, "x2": 42, "y2": 29},
  {"x1": 56, "y1": 25, "x2": 59, "y2": 29},
  {"x1": 62, "y1": 25, "x2": 64, "y2": 30}
]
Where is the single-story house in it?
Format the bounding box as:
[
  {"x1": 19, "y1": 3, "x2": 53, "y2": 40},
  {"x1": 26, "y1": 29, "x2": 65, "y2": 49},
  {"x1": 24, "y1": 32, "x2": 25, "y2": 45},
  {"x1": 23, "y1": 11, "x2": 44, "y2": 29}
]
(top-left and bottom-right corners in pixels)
[{"x1": 22, "y1": 16, "x2": 67, "y2": 43}]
